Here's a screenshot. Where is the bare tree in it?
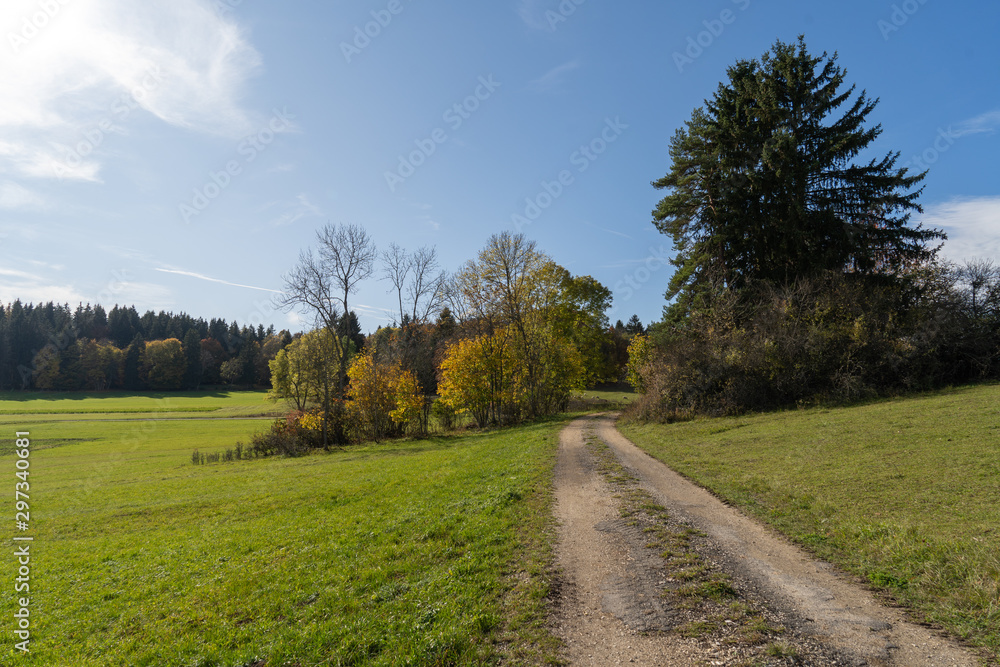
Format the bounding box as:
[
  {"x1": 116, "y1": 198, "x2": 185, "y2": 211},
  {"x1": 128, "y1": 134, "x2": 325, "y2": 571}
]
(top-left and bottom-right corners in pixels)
[
  {"x1": 955, "y1": 258, "x2": 1000, "y2": 322},
  {"x1": 317, "y1": 223, "x2": 378, "y2": 321},
  {"x1": 381, "y1": 242, "x2": 411, "y2": 325},
  {"x1": 275, "y1": 223, "x2": 377, "y2": 446},
  {"x1": 408, "y1": 245, "x2": 445, "y2": 323}
]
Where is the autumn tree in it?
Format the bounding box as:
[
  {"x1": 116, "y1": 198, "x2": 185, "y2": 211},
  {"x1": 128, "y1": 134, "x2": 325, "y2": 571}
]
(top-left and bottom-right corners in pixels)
[
  {"x1": 277, "y1": 223, "x2": 376, "y2": 445},
  {"x1": 278, "y1": 223, "x2": 376, "y2": 396},
  {"x1": 143, "y1": 338, "x2": 186, "y2": 390},
  {"x1": 268, "y1": 329, "x2": 349, "y2": 445},
  {"x1": 79, "y1": 340, "x2": 123, "y2": 391},
  {"x1": 346, "y1": 348, "x2": 423, "y2": 441},
  {"x1": 31, "y1": 346, "x2": 61, "y2": 390},
  {"x1": 438, "y1": 331, "x2": 518, "y2": 427},
  {"x1": 443, "y1": 232, "x2": 598, "y2": 422}
]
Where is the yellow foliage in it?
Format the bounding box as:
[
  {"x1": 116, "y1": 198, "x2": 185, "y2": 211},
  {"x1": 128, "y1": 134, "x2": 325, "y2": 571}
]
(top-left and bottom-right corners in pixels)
[
  {"x1": 626, "y1": 334, "x2": 650, "y2": 392},
  {"x1": 347, "y1": 349, "x2": 423, "y2": 441},
  {"x1": 438, "y1": 332, "x2": 519, "y2": 426}
]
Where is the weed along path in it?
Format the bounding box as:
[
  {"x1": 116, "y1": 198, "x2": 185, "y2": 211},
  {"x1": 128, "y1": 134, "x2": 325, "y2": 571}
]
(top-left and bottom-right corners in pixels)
[{"x1": 551, "y1": 414, "x2": 979, "y2": 666}]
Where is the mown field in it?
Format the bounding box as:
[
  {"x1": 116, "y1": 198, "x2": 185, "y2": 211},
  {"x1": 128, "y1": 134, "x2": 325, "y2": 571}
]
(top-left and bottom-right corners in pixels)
[
  {"x1": 621, "y1": 383, "x2": 1000, "y2": 663},
  {"x1": 0, "y1": 392, "x2": 563, "y2": 666}
]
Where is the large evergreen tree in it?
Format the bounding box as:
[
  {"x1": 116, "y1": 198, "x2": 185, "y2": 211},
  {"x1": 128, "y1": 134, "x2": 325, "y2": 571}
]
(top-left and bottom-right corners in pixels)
[{"x1": 652, "y1": 37, "x2": 944, "y2": 319}]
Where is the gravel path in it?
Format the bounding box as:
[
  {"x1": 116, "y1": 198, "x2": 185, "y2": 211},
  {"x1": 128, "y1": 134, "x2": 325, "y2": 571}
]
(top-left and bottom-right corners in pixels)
[{"x1": 551, "y1": 413, "x2": 979, "y2": 666}]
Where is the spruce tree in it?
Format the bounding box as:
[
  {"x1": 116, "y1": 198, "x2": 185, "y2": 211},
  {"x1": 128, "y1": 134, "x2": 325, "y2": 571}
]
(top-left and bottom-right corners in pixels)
[
  {"x1": 182, "y1": 329, "x2": 203, "y2": 390},
  {"x1": 652, "y1": 37, "x2": 944, "y2": 320},
  {"x1": 123, "y1": 335, "x2": 145, "y2": 391}
]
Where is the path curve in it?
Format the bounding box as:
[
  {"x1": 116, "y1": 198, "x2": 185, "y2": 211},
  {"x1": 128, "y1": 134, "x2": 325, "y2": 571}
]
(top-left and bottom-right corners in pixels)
[{"x1": 551, "y1": 413, "x2": 979, "y2": 666}]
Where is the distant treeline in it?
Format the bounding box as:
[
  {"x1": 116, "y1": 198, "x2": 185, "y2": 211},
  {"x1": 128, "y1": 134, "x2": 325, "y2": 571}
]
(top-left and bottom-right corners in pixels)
[{"x1": 0, "y1": 301, "x2": 347, "y2": 392}]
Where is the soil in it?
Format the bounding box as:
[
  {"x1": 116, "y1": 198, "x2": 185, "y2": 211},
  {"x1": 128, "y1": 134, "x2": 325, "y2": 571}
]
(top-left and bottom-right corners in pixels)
[{"x1": 550, "y1": 413, "x2": 980, "y2": 666}]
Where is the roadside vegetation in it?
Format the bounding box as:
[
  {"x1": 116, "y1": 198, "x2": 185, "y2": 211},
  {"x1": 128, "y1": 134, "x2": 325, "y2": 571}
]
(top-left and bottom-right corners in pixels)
[
  {"x1": 621, "y1": 383, "x2": 1000, "y2": 662},
  {"x1": 0, "y1": 392, "x2": 564, "y2": 666}
]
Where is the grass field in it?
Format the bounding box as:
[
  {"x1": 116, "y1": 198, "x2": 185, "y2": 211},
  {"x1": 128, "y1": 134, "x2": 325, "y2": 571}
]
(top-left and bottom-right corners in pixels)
[
  {"x1": 0, "y1": 392, "x2": 563, "y2": 666},
  {"x1": 620, "y1": 384, "x2": 1000, "y2": 662},
  {"x1": 0, "y1": 391, "x2": 284, "y2": 421}
]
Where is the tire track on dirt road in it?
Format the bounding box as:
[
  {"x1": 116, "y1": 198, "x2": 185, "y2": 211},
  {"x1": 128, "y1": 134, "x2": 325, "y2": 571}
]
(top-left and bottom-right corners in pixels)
[{"x1": 551, "y1": 413, "x2": 979, "y2": 666}]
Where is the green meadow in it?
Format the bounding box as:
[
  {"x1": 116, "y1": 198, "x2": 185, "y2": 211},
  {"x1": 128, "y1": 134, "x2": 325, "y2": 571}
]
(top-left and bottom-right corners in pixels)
[
  {"x1": 621, "y1": 384, "x2": 1000, "y2": 662},
  {"x1": 0, "y1": 392, "x2": 562, "y2": 666}
]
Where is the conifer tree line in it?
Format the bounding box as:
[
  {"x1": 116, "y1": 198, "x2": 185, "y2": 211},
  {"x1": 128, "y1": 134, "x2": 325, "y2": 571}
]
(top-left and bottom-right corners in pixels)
[{"x1": 0, "y1": 301, "x2": 299, "y2": 391}]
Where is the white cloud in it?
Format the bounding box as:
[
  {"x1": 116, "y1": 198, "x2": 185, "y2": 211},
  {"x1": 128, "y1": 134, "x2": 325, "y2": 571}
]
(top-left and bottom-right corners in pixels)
[
  {"x1": 0, "y1": 282, "x2": 89, "y2": 306},
  {"x1": 952, "y1": 109, "x2": 1000, "y2": 138},
  {"x1": 0, "y1": 263, "x2": 89, "y2": 305},
  {"x1": 0, "y1": 0, "x2": 261, "y2": 181},
  {"x1": 353, "y1": 303, "x2": 394, "y2": 323},
  {"x1": 0, "y1": 181, "x2": 45, "y2": 209},
  {"x1": 922, "y1": 197, "x2": 1000, "y2": 262},
  {"x1": 155, "y1": 267, "x2": 282, "y2": 293},
  {"x1": 0, "y1": 262, "x2": 176, "y2": 310},
  {"x1": 103, "y1": 281, "x2": 177, "y2": 311}
]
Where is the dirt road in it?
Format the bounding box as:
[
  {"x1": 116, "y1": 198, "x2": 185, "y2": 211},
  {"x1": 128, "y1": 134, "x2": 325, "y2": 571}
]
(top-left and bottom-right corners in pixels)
[{"x1": 551, "y1": 414, "x2": 979, "y2": 666}]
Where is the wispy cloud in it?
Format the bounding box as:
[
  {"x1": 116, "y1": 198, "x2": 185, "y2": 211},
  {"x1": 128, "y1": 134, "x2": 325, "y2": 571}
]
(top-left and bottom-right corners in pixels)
[
  {"x1": 529, "y1": 60, "x2": 580, "y2": 93},
  {"x1": 354, "y1": 303, "x2": 395, "y2": 323},
  {"x1": 268, "y1": 193, "x2": 322, "y2": 227},
  {"x1": 0, "y1": 267, "x2": 44, "y2": 282},
  {"x1": 0, "y1": 281, "x2": 89, "y2": 306},
  {"x1": 951, "y1": 109, "x2": 1000, "y2": 138},
  {"x1": 155, "y1": 267, "x2": 282, "y2": 293},
  {"x1": 922, "y1": 196, "x2": 1000, "y2": 262},
  {"x1": 582, "y1": 219, "x2": 632, "y2": 240},
  {"x1": 0, "y1": 181, "x2": 45, "y2": 209},
  {"x1": 0, "y1": 0, "x2": 261, "y2": 182},
  {"x1": 0, "y1": 266, "x2": 175, "y2": 310},
  {"x1": 517, "y1": 0, "x2": 549, "y2": 30}
]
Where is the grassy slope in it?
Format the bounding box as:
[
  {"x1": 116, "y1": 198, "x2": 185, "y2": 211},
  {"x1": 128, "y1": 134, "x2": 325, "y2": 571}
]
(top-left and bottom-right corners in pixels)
[
  {"x1": 620, "y1": 384, "x2": 1000, "y2": 662},
  {"x1": 1, "y1": 393, "x2": 562, "y2": 666}
]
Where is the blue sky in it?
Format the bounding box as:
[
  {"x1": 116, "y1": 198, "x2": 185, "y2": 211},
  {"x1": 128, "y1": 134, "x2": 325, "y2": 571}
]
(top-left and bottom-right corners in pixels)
[{"x1": 1, "y1": 0, "x2": 998, "y2": 333}]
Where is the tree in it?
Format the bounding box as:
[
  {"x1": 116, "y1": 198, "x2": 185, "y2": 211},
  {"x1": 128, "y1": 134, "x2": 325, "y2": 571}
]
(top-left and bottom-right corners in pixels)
[
  {"x1": 954, "y1": 259, "x2": 1000, "y2": 324},
  {"x1": 79, "y1": 340, "x2": 123, "y2": 390},
  {"x1": 549, "y1": 270, "x2": 614, "y2": 386},
  {"x1": 143, "y1": 339, "x2": 186, "y2": 390},
  {"x1": 408, "y1": 246, "x2": 445, "y2": 323},
  {"x1": 652, "y1": 37, "x2": 944, "y2": 320},
  {"x1": 267, "y1": 329, "x2": 350, "y2": 446},
  {"x1": 346, "y1": 348, "x2": 423, "y2": 442},
  {"x1": 443, "y1": 233, "x2": 592, "y2": 421},
  {"x1": 624, "y1": 315, "x2": 645, "y2": 336},
  {"x1": 182, "y1": 330, "x2": 203, "y2": 389},
  {"x1": 31, "y1": 346, "x2": 61, "y2": 390},
  {"x1": 123, "y1": 335, "x2": 145, "y2": 390},
  {"x1": 438, "y1": 331, "x2": 519, "y2": 427},
  {"x1": 381, "y1": 242, "x2": 412, "y2": 325},
  {"x1": 277, "y1": 224, "x2": 376, "y2": 446},
  {"x1": 257, "y1": 331, "x2": 291, "y2": 386},
  {"x1": 277, "y1": 223, "x2": 376, "y2": 400},
  {"x1": 199, "y1": 338, "x2": 226, "y2": 385}
]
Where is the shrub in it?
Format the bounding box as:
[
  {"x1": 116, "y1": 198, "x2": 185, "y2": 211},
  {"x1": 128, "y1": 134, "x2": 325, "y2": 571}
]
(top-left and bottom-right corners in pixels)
[{"x1": 627, "y1": 270, "x2": 989, "y2": 420}]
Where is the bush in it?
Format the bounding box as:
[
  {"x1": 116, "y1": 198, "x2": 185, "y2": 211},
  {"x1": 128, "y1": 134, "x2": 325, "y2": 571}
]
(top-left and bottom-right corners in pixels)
[
  {"x1": 628, "y1": 269, "x2": 999, "y2": 420},
  {"x1": 431, "y1": 396, "x2": 458, "y2": 431}
]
